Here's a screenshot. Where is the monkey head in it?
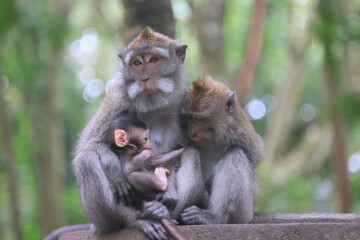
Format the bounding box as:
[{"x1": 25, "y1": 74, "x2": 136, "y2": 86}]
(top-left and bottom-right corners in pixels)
[
  {"x1": 182, "y1": 76, "x2": 250, "y2": 148},
  {"x1": 114, "y1": 128, "x2": 152, "y2": 152},
  {"x1": 108, "y1": 112, "x2": 152, "y2": 152},
  {"x1": 118, "y1": 27, "x2": 188, "y2": 113}
]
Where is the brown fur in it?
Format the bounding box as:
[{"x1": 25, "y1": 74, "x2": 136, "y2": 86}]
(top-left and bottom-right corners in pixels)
[
  {"x1": 181, "y1": 76, "x2": 264, "y2": 225},
  {"x1": 128, "y1": 27, "x2": 175, "y2": 49},
  {"x1": 185, "y1": 76, "x2": 250, "y2": 128}
]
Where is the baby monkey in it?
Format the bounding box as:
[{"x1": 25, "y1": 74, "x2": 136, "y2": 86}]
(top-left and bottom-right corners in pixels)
[
  {"x1": 107, "y1": 112, "x2": 186, "y2": 240},
  {"x1": 107, "y1": 111, "x2": 184, "y2": 204}
]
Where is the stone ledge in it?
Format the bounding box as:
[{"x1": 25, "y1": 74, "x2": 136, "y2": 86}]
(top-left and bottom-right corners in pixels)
[
  {"x1": 59, "y1": 214, "x2": 360, "y2": 240},
  {"x1": 60, "y1": 223, "x2": 360, "y2": 240}
]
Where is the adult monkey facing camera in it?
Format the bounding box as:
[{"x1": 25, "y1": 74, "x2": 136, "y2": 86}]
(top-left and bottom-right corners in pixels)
[
  {"x1": 70, "y1": 27, "x2": 203, "y2": 240},
  {"x1": 181, "y1": 76, "x2": 264, "y2": 225}
]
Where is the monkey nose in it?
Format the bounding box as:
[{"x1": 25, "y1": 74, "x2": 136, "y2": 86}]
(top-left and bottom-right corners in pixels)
[{"x1": 141, "y1": 78, "x2": 150, "y2": 82}]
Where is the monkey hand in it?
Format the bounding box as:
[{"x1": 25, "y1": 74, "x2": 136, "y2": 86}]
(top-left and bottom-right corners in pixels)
[
  {"x1": 160, "y1": 191, "x2": 178, "y2": 211},
  {"x1": 134, "y1": 219, "x2": 168, "y2": 240},
  {"x1": 141, "y1": 201, "x2": 170, "y2": 220},
  {"x1": 181, "y1": 206, "x2": 214, "y2": 225}
]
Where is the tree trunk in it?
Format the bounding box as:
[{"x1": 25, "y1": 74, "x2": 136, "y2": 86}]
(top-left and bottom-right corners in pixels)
[
  {"x1": 121, "y1": 0, "x2": 175, "y2": 44},
  {"x1": 264, "y1": 38, "x2": 310, "y2": 166},
  {"x1": 0, "y1": 76, "x2": 23, "y2": 240},
  {"x1": 38, "y1": 1, "x2": 70, "y2": 235},
  {"x1": 187, "y1": 0, "x2": 227, "y2": 80},
  {"x1": 317, "y1": 0, "x2": 352, "y2": 213},
  {"x1": 237, "y1": 0, "x2": 267, "y2": 104},
  {"x1": 323, "y1": 44, "x2": 351, "y2": 213},
  {"x1": 38, "y1": 69, "x2": 65, "y2": 234}
]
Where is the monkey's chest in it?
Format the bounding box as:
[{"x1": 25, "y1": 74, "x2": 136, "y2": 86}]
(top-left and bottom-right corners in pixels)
[
  {"x1": 149, "y1": 126, "x2": 180, "y2": 155},
  {"x1": 142, "y1": 114, "x2": 182, "y2": 155}
]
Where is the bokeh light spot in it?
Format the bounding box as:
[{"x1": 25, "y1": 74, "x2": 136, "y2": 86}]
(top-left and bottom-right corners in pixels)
[{"x1": 245, "y1": 99, "x2": 267, "y2": 120}]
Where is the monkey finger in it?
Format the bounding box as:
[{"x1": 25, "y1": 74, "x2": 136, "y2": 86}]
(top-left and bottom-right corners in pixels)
[
  {"x1": 137, "y1": 220, "x2": 161, "y2": 240},
  {"x1": 182, "y1": 206, "x2": 199, "y2": 213},
  {"x1": 169, "y1": 219, "x2": 179, "y2": 225},
  {"x1": 182, "y1": 216, "x2": 199, "y2": 225},
  {"x1": 146, "y1": 230, "x2": 159, "y2": 240},
  {"x1": 147, "y1": 208, "x2": 169, "y2": 220},
  {"x1": 153, "y1": 223, "x2": 168, "y2": 240},
  {"x1": 181, "y1": 208, "x2": 201, "y2": 220},
  {"x1": 181, "y1": 212, "x2": 201, "y2": 225},
  {"x1": 142, "y1": 201, "x2": 169, "y2": 219}
]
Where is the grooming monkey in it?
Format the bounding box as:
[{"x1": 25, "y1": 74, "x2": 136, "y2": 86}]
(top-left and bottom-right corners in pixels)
[
  {"x1": 181, "y1": 76, "x2": 264, "y2": 224},
  {"x1": 65, "y1": 28, "x2": 203, "y2": 240}
]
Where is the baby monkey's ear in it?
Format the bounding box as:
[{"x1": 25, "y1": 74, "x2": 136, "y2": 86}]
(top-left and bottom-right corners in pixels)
[{"x1": 114, "y1": 129, "x2": 128, "y2": 147}]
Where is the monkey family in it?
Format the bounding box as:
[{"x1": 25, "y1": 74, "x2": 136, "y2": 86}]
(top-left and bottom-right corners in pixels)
[{"x1": 46, "y1": 27, "x2": 263, "y2": 240}]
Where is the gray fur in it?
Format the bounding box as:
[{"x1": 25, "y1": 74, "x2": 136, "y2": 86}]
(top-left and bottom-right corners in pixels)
[
  {"x1": 181, "y1": 85, "x2": 264, "y2": 225},
  {"x1": 70, "y1": 42, "x2": 203, "y2": 239}
]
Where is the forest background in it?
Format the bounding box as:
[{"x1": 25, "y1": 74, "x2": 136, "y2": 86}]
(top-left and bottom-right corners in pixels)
[{"x1": 1, "y1": 0, "x2": 360, "y2": 239}]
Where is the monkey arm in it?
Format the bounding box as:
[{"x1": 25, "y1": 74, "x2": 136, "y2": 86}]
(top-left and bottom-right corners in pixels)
[
  {"x1": 95, "y1": 143, "x2": 136, "y2": 205},
  {"x1": 181, "y1": 148, "x2": 254, "y2": 225},
  {"x1": 148, "y1": 147, "x2": 184, "y2": 167},
  {"x1": 122, "y1": 149, "x2": 154, "y2": 176},
  {"x1": 73, "y1": 147, "x2": 139, "y2": 232}
]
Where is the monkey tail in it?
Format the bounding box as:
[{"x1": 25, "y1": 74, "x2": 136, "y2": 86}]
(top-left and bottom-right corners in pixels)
[
  {"x1": 160, "y1": 218, "x2": 186, "y2": 240},
  {"x1": 43, "y1": 223, "x2": 92, "y2": 240}
]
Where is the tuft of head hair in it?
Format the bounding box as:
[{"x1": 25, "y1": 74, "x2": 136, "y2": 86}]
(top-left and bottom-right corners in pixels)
[
  {"x1": 127, "y1": 27, "x2": 175, "y2": 49},
  {"x1": 186, "y1": 76, "x2": 232, "y2": 112}
]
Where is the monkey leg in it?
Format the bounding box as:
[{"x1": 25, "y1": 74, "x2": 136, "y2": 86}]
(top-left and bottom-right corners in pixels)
[
  {"x1": 170, "y1": 146, "x2": 204, "y2": 219},
  {"x1": 154, "y1": 167, "x2": 170, "y2": 191},
  {"x1": 127, "y1": 171, "x2": 168, "y2": 194},
  {"x1": 181, "y1": 148, "x2": 254, "y2": 225}
]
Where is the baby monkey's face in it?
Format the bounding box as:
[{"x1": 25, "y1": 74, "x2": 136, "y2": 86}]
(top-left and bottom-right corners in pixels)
[
  {"x1": 114, "y1": 127, "x2": 152, "y2": 151},
  {"x1": 137, "y1": 128, "x2": 152, "y2": 151}
]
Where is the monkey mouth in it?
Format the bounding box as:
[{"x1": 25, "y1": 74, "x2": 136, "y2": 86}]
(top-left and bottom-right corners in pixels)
[{"x1": 142, "y1": 89, "x2": 158, "y2": 96}]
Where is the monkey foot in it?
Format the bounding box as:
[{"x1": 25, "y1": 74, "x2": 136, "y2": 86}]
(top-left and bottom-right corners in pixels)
[{"x1": 154, "y1": 167, "x2": 170, "y2": 191}]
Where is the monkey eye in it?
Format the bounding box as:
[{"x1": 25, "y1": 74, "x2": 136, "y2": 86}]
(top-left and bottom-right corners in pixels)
[
  {"x1": 133, "y1": 59, "x2": 142, "y2": 65},
  {"x1": 195, "y1": 116, "x2": 205, "y2": 121},
  {"x1": 145, "y1": 136, "x2": 148, "y2": 141},
  {"x1": 149, "y1": 57, "x2": 158, "y2": 63}
]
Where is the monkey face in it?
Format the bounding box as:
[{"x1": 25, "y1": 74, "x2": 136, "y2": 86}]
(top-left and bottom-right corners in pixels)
[
  {"x1": 130, "y1": 128, "x2": 152, "y2": 151},
  {"x1": 118, "y1": 27, "x2": 188, "y2": 113},
  {"x1": 183, "y1": 113, "x2": 215, "y2": 147},
  {"x1": 119, "y1": 46, "x2": 187, "y2": 113},
  {"x1": 130, "y1": 53, "x2": 167, "y2": 95}
]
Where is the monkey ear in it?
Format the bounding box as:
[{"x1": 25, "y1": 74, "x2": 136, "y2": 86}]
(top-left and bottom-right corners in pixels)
[
  {"x1": 226, "y1": 92, "x2": 236, "y2": 113},
  {"x1": 176, "y1": 44, "x2": 188, "y2": 63},
  {"x1": 114, "y1": 130, "x2": 128, "y2": 147},
  {"x1": 118, "y1": 50, "x2": 127, "y2": 65}
]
